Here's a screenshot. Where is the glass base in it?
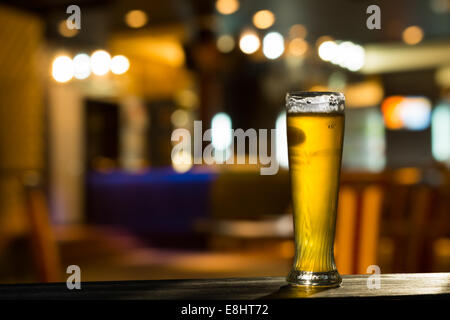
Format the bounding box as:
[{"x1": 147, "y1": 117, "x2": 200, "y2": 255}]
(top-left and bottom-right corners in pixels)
[{"x1": 287, "y1": 270, "x2": 342, "y2": 287}]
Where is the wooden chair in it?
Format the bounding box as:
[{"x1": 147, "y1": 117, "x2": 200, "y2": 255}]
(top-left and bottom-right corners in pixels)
[
  {"x1": 23, "y1": 182, "x2": 62, "y2": 282},
  {"x1": 21, "y1": 173, "x2": 152, "y2": 283},
  {"x1": 335, "y1": 172, "x2": 384, "y2": 274},
  {"x1": 384, "y1": 167, "x2": 450, "y2": 272}
]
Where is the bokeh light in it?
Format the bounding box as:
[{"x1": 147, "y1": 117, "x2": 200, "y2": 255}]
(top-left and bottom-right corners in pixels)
[
  {"x1": 331, "y1": 41, "x2": 353, "y2": 66},
  {"x1": 58, "y1": 20, "x2": 79, "y2": 38},
  {"x1": 252, "y1": 10, "x2": 275, "y2": 29},
  {"x1": 239, "y1": 31, "x2": 260, "y2": 54},
  {"x1": 318, "y1": 40, "x2": 337, "y2": 61},
  {"x1": 381, "y1": 96, "x2": 405, "y2": 129},
  {"x1": 52, "y1": 55, "x2": 74, "y2": 83},
  {"x1": 211, "y1": 112, "x2": 232, "y2": 151},
  {"x1": 125, "y1": 10, "x2": 148, "y2": 28},
  {"x1": 110, "y1": 55, "x2": 130, "y2": 75},
  {"x1": 315, "y1": 35, "x2": 334, "y2": 48},
  {"x1": 172, "y1": 150, "x2": 193, "y2": 173},
  {"x1": 402, "y1": 26, "x2": 424, "y2": 45},
  {"x1": 73, "y1": 53, "x2": 91, "y2": 80},
  {"x1": 399, "y1": 97, "x2": 431, "y2": 130},
  {"x1": 263, "y1": 32, "x2": 284, "y2": 59},
  {"x1": 175, "y1": 89, "x2": 199, "y2": 109},
  {"x1": 381, "y1": 96, "x2": 431, "y2": 130},
  {"x1": 171, "y1": 109, "x2": 189, "y2": 127},
  {"x1": 90, "y1": 50, "x2": 111, "y2": 76},
  {"x1": 288, "y1": 38, "x2": 308, "y2": 57},
  {"x1": 318, "y1": 40, "x2": 365, "y2": 71},
  {"x1": 217, "y1": 35, "x2": 235, "y2": 53},
  {"x1": 432, "y1": 102, "x2": 450, "y2": 163},
  {"x1": 216, "y1": 0, "x2": 239, "y2": 15},
  {"x1": 289, "y1": 24, "x2": 307, "y2": 39},
  {"x1": 430, "y1": 0, "x2": 450, "y2": 13},
  {"x1": 342, "y1": 43, "x2": 365, "y2": 71}
]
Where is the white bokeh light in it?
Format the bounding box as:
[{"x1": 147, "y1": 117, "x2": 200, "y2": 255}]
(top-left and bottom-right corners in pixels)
[
  {"x1": 399, "y1": 97, "x2": 431, "y2": 130},
  {"x1": 318, "y1": 41, "x2": 337, "y2": 62},
  {"x1": 336, "y1": 42, "x2": 365, "y2": 71},
  {"x1": 239, "y1": 31, "x2": 260, "y2": 54},
  {"x1": 332, "y1": 41, "x2": 353, "y2": 66},
  {"x1": 432, "y1": 102, "x2": 450, "y2": 163},
  {"x1": 263, "y1": 32, "x2": 285, "y2": 60},
  {"x1": 90, "y1": 50, "x2": 111, "y2": 76},
  {"x1": 346, "y1": 44, "x2": 365, "y2": 71},
  {"x1": 318, "y1": 40, "x2": 365, "y2": 71},
  {"x1": 73, "y1": 53, "x2": 91, "y2": 79},
  {"x1": 211, "y1": 112, "x2": 232, "y2": 151},
  {"x1": 110, "y1": 55, "x2": 130, "y2": 75},
  {"x1": 52, "y1": 55, "x2": 74, "y2": 83}
]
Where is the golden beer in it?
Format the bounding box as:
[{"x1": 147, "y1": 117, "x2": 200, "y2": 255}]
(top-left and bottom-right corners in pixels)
[{"x1": 286, "y1": 92, "x2": 345, "y2": 287}]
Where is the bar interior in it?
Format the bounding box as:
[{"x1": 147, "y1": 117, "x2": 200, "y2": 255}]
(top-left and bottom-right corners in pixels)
[{"x1": 0, "y1": 0, "x2": 448, "y2": 289}]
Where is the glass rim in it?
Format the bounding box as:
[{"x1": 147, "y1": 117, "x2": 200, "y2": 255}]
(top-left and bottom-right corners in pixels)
[
  {"x1": 286, "y1": 91, "x2": 345, "y2": 113},
  {"x1": 287, "y1": 91, "x2": 344, "y2": 97}
]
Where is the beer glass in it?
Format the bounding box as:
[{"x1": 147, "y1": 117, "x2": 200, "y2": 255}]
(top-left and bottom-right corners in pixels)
[{"x1": 286, "y1": 92, "x2": 345, "y2": 287}]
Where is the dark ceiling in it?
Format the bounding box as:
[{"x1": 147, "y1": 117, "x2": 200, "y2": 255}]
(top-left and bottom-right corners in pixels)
[{"x1": 0, "y1": 0, "x2": 448, "y2": 45}]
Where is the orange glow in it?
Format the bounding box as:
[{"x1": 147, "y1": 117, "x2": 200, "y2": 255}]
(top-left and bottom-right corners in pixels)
[
  {"x1": 308, "y1": 85, "x2": 330, "y2": 92},
  {"x1": 402, "y1": 26, "x2": 424, "y2": 45},
  {"x1": 279, "y1": 240, "x2": 294, "y2": 259},
  {"x1": 216, "y1": 0, "x2": 239, "y2": 15},
  {"x1": 58, "y1": 20, "x2": 78, "y2": 38},
  {"x1": 315, "y1": 35, "x2": 334, "y2": 48},
  {"x1": 289, "y1": 24, "x2": 307, "y2": 39},
  {"x1": 125, "y1": 10, "x2": 148, "y2": 28},
  {"x1": 252, "y1": 10, "x2": 275, "y2": 29},
  {"x1": 288, "y1": 38, "x2": 308, "y2": 56},
  {"x1": 381, "y1": 96, "x2": 405, "y2": 129},
  {"x1": 393, "y1": 167, "x2": 422, "y2": 185},
  {"x1": 345, "y1": 80, "x2": 384, "y2": 108}
]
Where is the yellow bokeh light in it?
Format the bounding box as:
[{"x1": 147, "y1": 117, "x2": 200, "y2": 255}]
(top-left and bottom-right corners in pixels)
[
  {"x1": 315, "y1": 35, "x2": 334, "y2": 48},
  {"x1": 90, "y1": 50, "x2": 111, "y2": 76},
  {"x1": 289, "y1": 24, "x2": 307, "y2": 39},
  {"x1": 252, "y1": 10, "x2": 275, "y2": 29},
  {"x1": 172, "y1": 150, "x2": 193, "y2": 173},
  {"x1": 52, "y1": 55, "x2": 74, "y2": 83},
  {"x1": 216, "y1": 0, "x2": 239, "y2": 15},
  {"x1": 110, "y1": 55, "x2": 130, "y2": 75},
  {"x1": 288, "y1": 38, "x2": 308, "y2": 56},
  {"x1": 175, "y1": 89, "x2": 198, "y2": 109},
  {"x1": 171, "y1": 109, "x2": 189, "y2": 127},
  {"x1": 125, "y1": 10, "x2": 148, "y2": 28},
  {"x1": 402, "y1": 25, "x2": 424, "y2": 45},
  {"x1": 73, "y1": 53, "x2": 91, "y2": 79},
  {"x1": 239, "y1": 31, "x2": 260, "y2": 54},
  {"x1": 217, "y1": 35, "x2": 235, "y2": 53}
]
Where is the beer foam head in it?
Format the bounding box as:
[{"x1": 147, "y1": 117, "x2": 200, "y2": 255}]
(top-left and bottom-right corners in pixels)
[{"x1": 286, "y1": 92, "x2": 345, "y2": 113}]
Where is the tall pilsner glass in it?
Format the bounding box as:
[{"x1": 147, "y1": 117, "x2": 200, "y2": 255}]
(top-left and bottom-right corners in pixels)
[{"x1": 286, "y1": 92, "x2": 345, "y2": 287}]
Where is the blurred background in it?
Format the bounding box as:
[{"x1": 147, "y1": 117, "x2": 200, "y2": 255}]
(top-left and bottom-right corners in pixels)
[{"x1": 0, "y1": 0, "x2": 449, "y2": 283}]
